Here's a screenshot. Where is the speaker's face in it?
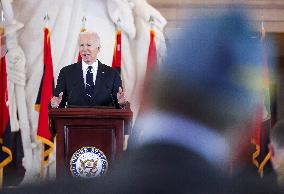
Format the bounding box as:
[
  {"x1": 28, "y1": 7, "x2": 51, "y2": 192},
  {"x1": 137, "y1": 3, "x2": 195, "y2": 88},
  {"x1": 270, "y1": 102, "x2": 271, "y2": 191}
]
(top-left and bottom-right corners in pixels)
[{"x1": 79, "y1": 33, "x2": 100, "y2": 65}]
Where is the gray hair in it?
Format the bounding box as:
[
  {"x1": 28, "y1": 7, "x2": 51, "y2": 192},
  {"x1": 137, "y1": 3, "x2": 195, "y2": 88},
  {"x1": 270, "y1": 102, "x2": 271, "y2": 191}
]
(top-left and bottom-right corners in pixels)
[{"x1": 79, "y1": 31, "x2": 101, "y2": 48}]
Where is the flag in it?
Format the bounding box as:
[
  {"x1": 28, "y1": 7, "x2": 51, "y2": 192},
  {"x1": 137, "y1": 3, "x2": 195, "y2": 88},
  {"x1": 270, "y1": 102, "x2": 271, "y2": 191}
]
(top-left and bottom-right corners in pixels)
[
  {"x1": 35, "y1": 27, "x2": 54, "y2": 164},
  {"x1": 251, "y1": 106, "x2": 264, "y2": 170},
  {"x1": 77, "y1": 27, "x2": 86, "y2": 62},
  {"x1": 258, "y1": 21, "x2": 272, "y2": 176},
  {"x1": 111, "y1": 27, "x2": 121, "y2": 73},
  {"x1": 145, "y1": 28, "x2": 157, "y2": 82},
  {"x1": 0, "y1": 50, "x2": 12, "y2": 169},
  {"x1": 251, "y1": 20, "x2": 272, "y2": 176},
  {"x1": 138, "y1": 26, "x2": 158, "y2": 114}
]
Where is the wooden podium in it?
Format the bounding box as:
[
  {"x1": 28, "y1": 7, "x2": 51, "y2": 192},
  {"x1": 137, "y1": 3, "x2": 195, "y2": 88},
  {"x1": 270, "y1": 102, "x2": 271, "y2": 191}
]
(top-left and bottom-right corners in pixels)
[{"x1": 48, "y1": 107, "x2": 132, "y2": 176}]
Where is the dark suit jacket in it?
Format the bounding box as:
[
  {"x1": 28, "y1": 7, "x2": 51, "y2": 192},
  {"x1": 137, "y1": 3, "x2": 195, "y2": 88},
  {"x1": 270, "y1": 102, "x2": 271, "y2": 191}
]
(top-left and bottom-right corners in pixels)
[
  {"x1": 97, "y1": 143, "x2": 284, "y2": 194},
  {"x1": 2, "y1": 144, "x2": 283, "y2": 194},
  {"x1": 100, "y1": 143, "x2": 229, "y2": 194},
  {"x1": 54, "y1": 60, "x2": 121, "y2": 108}
]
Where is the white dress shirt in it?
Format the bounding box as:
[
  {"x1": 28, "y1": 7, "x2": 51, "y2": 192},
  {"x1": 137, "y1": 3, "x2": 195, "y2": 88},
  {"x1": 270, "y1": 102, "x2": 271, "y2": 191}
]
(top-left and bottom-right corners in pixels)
[
  {"x1": 82, "y1": 60, "x2": 98, "y2": 87},
  {"x1": 133, "y1": 110, "x2": 230, "y2": 169}
]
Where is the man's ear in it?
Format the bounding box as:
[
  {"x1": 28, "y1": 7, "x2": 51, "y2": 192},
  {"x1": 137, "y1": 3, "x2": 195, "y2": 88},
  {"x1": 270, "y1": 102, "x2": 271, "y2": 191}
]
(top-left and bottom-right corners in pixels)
[
  {"x1": 97, "y1": 46, "x2": 101, "y2": 53},
  {"x1": 269, "y1": 143, "x2": 277, "y2": 169}
]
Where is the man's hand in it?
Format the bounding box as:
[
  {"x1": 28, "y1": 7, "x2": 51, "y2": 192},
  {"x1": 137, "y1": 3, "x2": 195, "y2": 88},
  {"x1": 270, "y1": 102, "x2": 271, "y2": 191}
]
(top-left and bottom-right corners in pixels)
[
  {"x1": 117, "y1": 87, "x2": 127, "y2": 107},
  {"x1": 50, "y1": 92, "x2": 63, "y2": 108}
]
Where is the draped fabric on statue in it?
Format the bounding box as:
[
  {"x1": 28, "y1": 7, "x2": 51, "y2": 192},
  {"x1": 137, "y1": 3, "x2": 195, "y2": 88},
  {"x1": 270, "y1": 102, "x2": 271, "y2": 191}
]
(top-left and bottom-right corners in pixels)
[{"x1": 35, "y1": 27, "x2": 55, "y2": 164}]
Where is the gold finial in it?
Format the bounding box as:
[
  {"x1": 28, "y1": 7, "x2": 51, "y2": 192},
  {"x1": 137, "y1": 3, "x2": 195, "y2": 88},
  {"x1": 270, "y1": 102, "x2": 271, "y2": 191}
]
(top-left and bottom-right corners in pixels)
[
  {"x1": 116, "y1": 18, "x2": 121, "y2": 30},
  {"x1": 44, "y1": 12, "x2": 50, "y2": 27},
  {"x1": 81, "y1": 16, "x2": 86, "y2": 31},
  {"x1": 260, "y1": 15, "x2": 265, "y2": 40},
  {"x1": 82, "y1": 16, "x2": 86, "y2": 23},
  {"x1": 44, "y1": 13, "x2": 50, "y2": 21}
]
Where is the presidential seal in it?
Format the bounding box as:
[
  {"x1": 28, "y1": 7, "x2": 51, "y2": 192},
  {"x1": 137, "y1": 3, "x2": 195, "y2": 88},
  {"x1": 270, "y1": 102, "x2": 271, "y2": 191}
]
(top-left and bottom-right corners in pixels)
[{"x1": 70, "y1": 147, "x2": 108, "y2": 178}]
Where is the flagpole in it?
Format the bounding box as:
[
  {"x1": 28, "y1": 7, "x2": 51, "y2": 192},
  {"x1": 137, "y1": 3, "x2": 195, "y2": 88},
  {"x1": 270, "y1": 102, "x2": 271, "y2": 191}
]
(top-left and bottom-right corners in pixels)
[
  {"x1": 0, "y1": 168, "x2": 3, "y2": 190},
  {"x1": 40, "y1": 143, "x2": 45, "y2": 179},
  {"x1": 258, "y1": 15, "x2": 272, "y2": 178},
  {"x1": 81, "y1": 16, "x2": 86, "y2": 32},
  {"x1": 259, "y1": 16, "x2": 265, "y2": 179},
  {"x1": 39, "y1": 12, "x2": 50, "y2": 179},
  {"x1": 149, "y1": 15, "x2": 154, "y2": 30},
  {"x1": 260, "y1": 15, "x2": 265, "y2": 40}
]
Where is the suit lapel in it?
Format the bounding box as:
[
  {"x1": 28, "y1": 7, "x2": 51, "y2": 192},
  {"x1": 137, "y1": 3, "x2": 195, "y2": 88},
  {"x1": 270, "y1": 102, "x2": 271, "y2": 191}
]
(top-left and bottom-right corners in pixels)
[
  {"x1": 74, "y1": 61, "x2": 87, "y2": 100},
  {"x1": 91, "y1": 60, "x2": 106, "y2": 102}
]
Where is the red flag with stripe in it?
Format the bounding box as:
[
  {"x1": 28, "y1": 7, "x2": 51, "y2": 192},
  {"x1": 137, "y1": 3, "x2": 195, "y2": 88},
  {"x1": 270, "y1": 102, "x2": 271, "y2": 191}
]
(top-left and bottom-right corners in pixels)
[
  {"x1": 0, "y1": 43, "x2": 12, "y2": 168},
  {"x1": 35, "y1": 27, "x2": 54, "y2": 164},
  {"x1": 145, "y1": 29, "x2": 157, "y2": 82},
  {"x1": 139, "y1": 28, "x2": 158, "y2": 114},
  {"x1": 112, "y1": 28, "x2": 121, "y2": 73}
]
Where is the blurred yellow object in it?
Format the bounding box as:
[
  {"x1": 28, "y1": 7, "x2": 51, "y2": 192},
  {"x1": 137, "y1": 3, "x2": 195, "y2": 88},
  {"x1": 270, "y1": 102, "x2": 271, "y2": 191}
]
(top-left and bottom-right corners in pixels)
[{"x1": 0, "y1": 27, "x2": 4, "y2": 35}]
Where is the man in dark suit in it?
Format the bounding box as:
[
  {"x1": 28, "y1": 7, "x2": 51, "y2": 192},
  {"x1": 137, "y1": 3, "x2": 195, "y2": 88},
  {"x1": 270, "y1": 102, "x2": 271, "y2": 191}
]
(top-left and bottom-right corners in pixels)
[{"x1": 50, "y1": 31, "x2": 126, "y2": 108}]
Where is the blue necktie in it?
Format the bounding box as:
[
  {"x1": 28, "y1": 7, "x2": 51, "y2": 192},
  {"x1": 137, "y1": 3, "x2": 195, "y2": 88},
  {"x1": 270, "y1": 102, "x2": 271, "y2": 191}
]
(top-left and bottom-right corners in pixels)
[{"x1": 86, "y1": 66, "x2": 94, "y2": 99}]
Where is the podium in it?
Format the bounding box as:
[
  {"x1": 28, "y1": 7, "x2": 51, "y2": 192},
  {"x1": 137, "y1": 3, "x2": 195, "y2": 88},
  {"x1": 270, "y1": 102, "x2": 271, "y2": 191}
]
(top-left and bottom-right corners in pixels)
[{"x1": 48, "y1": 107, "x2": 133, "y2": 176}]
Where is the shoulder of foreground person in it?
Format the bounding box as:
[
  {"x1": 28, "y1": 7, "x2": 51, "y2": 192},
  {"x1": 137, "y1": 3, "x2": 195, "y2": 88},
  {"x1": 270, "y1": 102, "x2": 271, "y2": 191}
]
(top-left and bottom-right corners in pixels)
[{"x1": 98, "y1": 143, "x2": 231, "y2": 194}]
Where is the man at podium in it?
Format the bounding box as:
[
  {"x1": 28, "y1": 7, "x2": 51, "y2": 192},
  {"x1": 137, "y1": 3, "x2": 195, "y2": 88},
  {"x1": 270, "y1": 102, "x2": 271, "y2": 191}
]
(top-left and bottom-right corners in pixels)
[{"x1": 50, "y1": 31, "x2": 126, "y2": 109}]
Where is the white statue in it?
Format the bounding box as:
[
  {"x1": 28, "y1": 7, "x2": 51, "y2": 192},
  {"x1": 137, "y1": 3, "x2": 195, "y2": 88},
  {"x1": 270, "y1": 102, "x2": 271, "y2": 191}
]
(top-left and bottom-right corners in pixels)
[{"x1": 1, "y1": 0, "x2": 36, "y2": 183}]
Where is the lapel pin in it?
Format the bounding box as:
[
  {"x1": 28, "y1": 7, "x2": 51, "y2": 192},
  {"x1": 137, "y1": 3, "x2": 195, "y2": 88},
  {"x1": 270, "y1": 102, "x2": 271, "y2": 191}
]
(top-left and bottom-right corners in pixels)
[{"x1": 102, "y1": 71, "x2": 105, "y2": 73}]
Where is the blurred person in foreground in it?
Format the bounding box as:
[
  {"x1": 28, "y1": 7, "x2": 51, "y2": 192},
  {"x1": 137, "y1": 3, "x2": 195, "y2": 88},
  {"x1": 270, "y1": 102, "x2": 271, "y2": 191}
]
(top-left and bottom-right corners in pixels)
[
  {"x1": 269, "y1": 120, "x2": 284, "y2": 187},
  {"x1": 100, "y1": 10, "x2": 282, "y2": 194}
]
